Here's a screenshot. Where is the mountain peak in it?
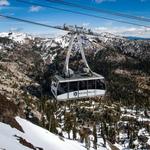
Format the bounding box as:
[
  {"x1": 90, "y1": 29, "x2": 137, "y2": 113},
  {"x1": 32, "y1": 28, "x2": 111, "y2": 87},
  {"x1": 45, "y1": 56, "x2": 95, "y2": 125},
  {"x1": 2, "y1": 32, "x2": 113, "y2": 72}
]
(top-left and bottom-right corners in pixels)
[{"x1": 0, "y1": 32, "x2": 34, "y2": 43}]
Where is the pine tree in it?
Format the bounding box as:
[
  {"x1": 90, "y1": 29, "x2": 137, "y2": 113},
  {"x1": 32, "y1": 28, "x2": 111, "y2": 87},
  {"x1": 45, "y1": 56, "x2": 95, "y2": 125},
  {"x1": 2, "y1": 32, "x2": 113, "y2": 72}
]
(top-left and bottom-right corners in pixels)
[
  {"x1": 101, "y1": 130, "x2": 106, "y2": 147},
  {"x1": 85, "y1": 135, "x2": 90, "y2": 150},
  {"x1": 129, "y1": 132, "x2": 134, "y2": 149},
  {"x1": 93, "y1": 122, "x2": 97, "y2": 149},
  {"x1": 73, "y1": 125, "x2": 77, "y2": 140},
  {"x1": 50, "y1": 114, "x2": 58, "y2": 134},
  {"x1": 64, "y1": 112, "x2": 73, "y2": 139},
  {"x1": 73, "y1": 114, "x2": 77, "y2": 140},
  {"x1": 101, "y1": 122, "x2": 106, "y2": 147}
]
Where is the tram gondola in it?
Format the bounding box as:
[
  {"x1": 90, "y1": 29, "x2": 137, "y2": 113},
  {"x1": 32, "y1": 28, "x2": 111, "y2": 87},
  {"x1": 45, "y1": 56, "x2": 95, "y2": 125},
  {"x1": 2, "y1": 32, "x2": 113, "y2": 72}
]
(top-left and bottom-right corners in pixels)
[{"x1": 51, "y1": 27, "x2": 106, "y2": 101}]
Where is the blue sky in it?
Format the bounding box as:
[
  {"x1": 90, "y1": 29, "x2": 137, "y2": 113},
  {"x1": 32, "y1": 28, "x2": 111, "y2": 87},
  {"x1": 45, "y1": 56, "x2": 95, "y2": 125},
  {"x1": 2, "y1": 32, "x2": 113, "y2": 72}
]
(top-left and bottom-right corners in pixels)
[{"x1": 0, "y1": 0, "x2": 150, "y2": 37}]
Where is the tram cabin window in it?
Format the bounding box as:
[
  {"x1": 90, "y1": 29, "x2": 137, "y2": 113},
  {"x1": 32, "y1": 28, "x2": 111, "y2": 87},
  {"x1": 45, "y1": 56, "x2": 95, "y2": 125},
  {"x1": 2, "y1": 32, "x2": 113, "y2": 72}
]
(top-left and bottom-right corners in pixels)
[
  {"x1": 88, "y1": 80, "x2": 95, "y2": 89},
  {"x1": 69, "y1": 82, "x2": 78, "y2": 92},
  {"x1": 57, "y1": 83, "x2": 68, "y2": 95},
  {"x1": 96, "y1": 79, "x2": 105, "y2": 90},
  {"x1": 79, "y1": 81, "x2": 87, "y2": 90}
]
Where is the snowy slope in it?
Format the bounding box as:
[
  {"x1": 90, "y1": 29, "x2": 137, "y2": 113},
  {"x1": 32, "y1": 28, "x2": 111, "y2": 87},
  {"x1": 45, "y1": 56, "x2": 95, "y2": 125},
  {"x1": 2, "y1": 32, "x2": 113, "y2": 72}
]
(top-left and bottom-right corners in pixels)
[
  {"x1": 0, "y1": 117, "x2": 87, "y2": 150},
  {"x1": 0, "y1": 32, "x2": 33, "y2": 43}
]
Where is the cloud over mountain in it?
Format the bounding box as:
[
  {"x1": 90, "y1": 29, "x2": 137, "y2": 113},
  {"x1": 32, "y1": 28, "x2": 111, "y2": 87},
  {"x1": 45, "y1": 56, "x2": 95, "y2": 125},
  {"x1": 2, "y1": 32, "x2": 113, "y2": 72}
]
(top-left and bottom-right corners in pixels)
[
  {"x1": 29, "y1": 5, "x2": 42, "y2": 12},
  {"x1": 0, "y1": 0, "x2": 10, "y2": 6},
  {"x1": 95, "y1": 0, "x2": 116, "y2": 3}
]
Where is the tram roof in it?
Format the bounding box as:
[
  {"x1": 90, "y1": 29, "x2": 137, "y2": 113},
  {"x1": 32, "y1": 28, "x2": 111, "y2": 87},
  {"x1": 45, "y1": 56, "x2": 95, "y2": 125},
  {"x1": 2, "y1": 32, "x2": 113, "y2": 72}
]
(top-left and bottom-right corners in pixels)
[{"x1": 54, "y1": 72, "x2": 104, "y2": 83}]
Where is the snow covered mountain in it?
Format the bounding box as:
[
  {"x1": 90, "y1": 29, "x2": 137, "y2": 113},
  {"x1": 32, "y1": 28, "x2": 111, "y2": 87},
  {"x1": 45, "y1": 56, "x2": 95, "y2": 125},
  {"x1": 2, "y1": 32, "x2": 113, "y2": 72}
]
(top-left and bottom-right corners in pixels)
[
  {"x1": 0, "y1": 31, "x2": 149, "y2": 60},
  {"x1": 0, "y1": 32, "x2": 34, "y2": 43},
  {"x1": 0, "y1": 117, "x2": 88, "y2": 150},
  {"x1": 0, "y1": 31, "x2": 150, "y2": 150}
]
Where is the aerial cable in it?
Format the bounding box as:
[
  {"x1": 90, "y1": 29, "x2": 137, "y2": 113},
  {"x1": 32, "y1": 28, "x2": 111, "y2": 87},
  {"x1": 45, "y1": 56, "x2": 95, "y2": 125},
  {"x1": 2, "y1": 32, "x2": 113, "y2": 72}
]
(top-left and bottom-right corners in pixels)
[
  {"x1": 0, "y1": 13, "x2": 142, "y2": 57},
  {"x1": 16, "y1": 0, "x2": 150, "y2": 29},
  {"x1": 0, "y1": 14, "x2": 63, "y2": 30},
  {"x1": 0, "y1": 14, "x2": 128, "y2": 40},
  {"x1": 46, "y1": 0, "x2": 150, "y2": 23}
]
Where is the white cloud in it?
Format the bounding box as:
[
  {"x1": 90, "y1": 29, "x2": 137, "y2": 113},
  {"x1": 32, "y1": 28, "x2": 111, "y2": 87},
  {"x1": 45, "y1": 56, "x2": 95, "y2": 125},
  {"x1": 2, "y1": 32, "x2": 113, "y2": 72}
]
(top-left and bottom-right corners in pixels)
[
  {"x1": 10, "y1": 27, "x2": 23, "y2": 32},
  {"x1": 0, "y1": 15, "x2": 4, "y2": 19},
  {"x1": 94, "y1": 26, "x2": 150, "y2": 38},
  {"x1": 95, "y1": 0, "x2": 116, "y2": 3},
  {"x1": 34, "y1": 30, "x2": 67, "y2": 38},
  {"x1": 29, "y1": 6, "x2": 42, "y2": 12},
  {"x1": 82, "y1": 22, "x2": 90, "y2": 27},
  {"x1": 0, "y1": 0, "x2": 10, "y2": 6}
]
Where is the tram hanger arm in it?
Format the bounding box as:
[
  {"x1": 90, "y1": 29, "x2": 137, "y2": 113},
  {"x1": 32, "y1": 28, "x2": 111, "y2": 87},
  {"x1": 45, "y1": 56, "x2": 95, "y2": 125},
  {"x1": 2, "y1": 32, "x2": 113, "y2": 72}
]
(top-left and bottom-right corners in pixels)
[{"x1": 64, "y1": 33, "x2": 76, "y2": 76}]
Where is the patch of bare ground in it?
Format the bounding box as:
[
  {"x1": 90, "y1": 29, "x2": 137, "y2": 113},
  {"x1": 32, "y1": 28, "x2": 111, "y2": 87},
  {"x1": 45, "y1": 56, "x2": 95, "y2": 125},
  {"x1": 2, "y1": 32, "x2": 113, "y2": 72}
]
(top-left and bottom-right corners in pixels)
[
  {"x1": 14, "y1": 135, "x2": 43, "y2": 150},
  {"x1": 3, "y1": 117, "x2": 24, "y2": 133},
  {"x1": 0, "y1": 93, "x2": 24, "y2": 132}
]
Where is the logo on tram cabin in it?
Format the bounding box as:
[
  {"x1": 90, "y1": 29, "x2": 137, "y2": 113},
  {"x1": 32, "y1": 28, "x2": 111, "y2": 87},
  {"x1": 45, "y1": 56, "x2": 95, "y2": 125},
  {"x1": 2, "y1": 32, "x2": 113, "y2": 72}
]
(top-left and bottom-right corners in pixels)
[{"x1": 73, "y1": 91, "x2": 78, "y2": 97}]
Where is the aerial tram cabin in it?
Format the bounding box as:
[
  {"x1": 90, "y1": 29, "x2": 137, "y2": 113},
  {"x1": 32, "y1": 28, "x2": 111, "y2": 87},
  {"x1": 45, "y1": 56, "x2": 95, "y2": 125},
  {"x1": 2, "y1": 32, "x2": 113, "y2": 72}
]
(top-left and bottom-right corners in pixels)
[
  {"x1": 51, "y1": 28, "x2": 106, "y2": 101},
  {"x1": 51, "y1": 73, "x2": 105, "y2": 101}
]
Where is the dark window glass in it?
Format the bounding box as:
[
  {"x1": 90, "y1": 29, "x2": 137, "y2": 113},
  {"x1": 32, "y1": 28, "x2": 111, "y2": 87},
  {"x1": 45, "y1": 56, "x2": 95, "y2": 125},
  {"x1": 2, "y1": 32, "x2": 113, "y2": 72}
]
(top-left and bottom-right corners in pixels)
[
  {"x1": 79, "y1": 81, "x2": 87, "y2": 90},
  {"x1": 96, "y1": 79, "x2": 105, "y2": 90},
  {"x1": 57, "y1": 82, "x2": 68, "y2": 95},
  {"x1": 88, "y1": 80, "x2": 95, "y2": 89},
  {"x1": 69, "y1": 82, "x2": 78, "y2": 92}
]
